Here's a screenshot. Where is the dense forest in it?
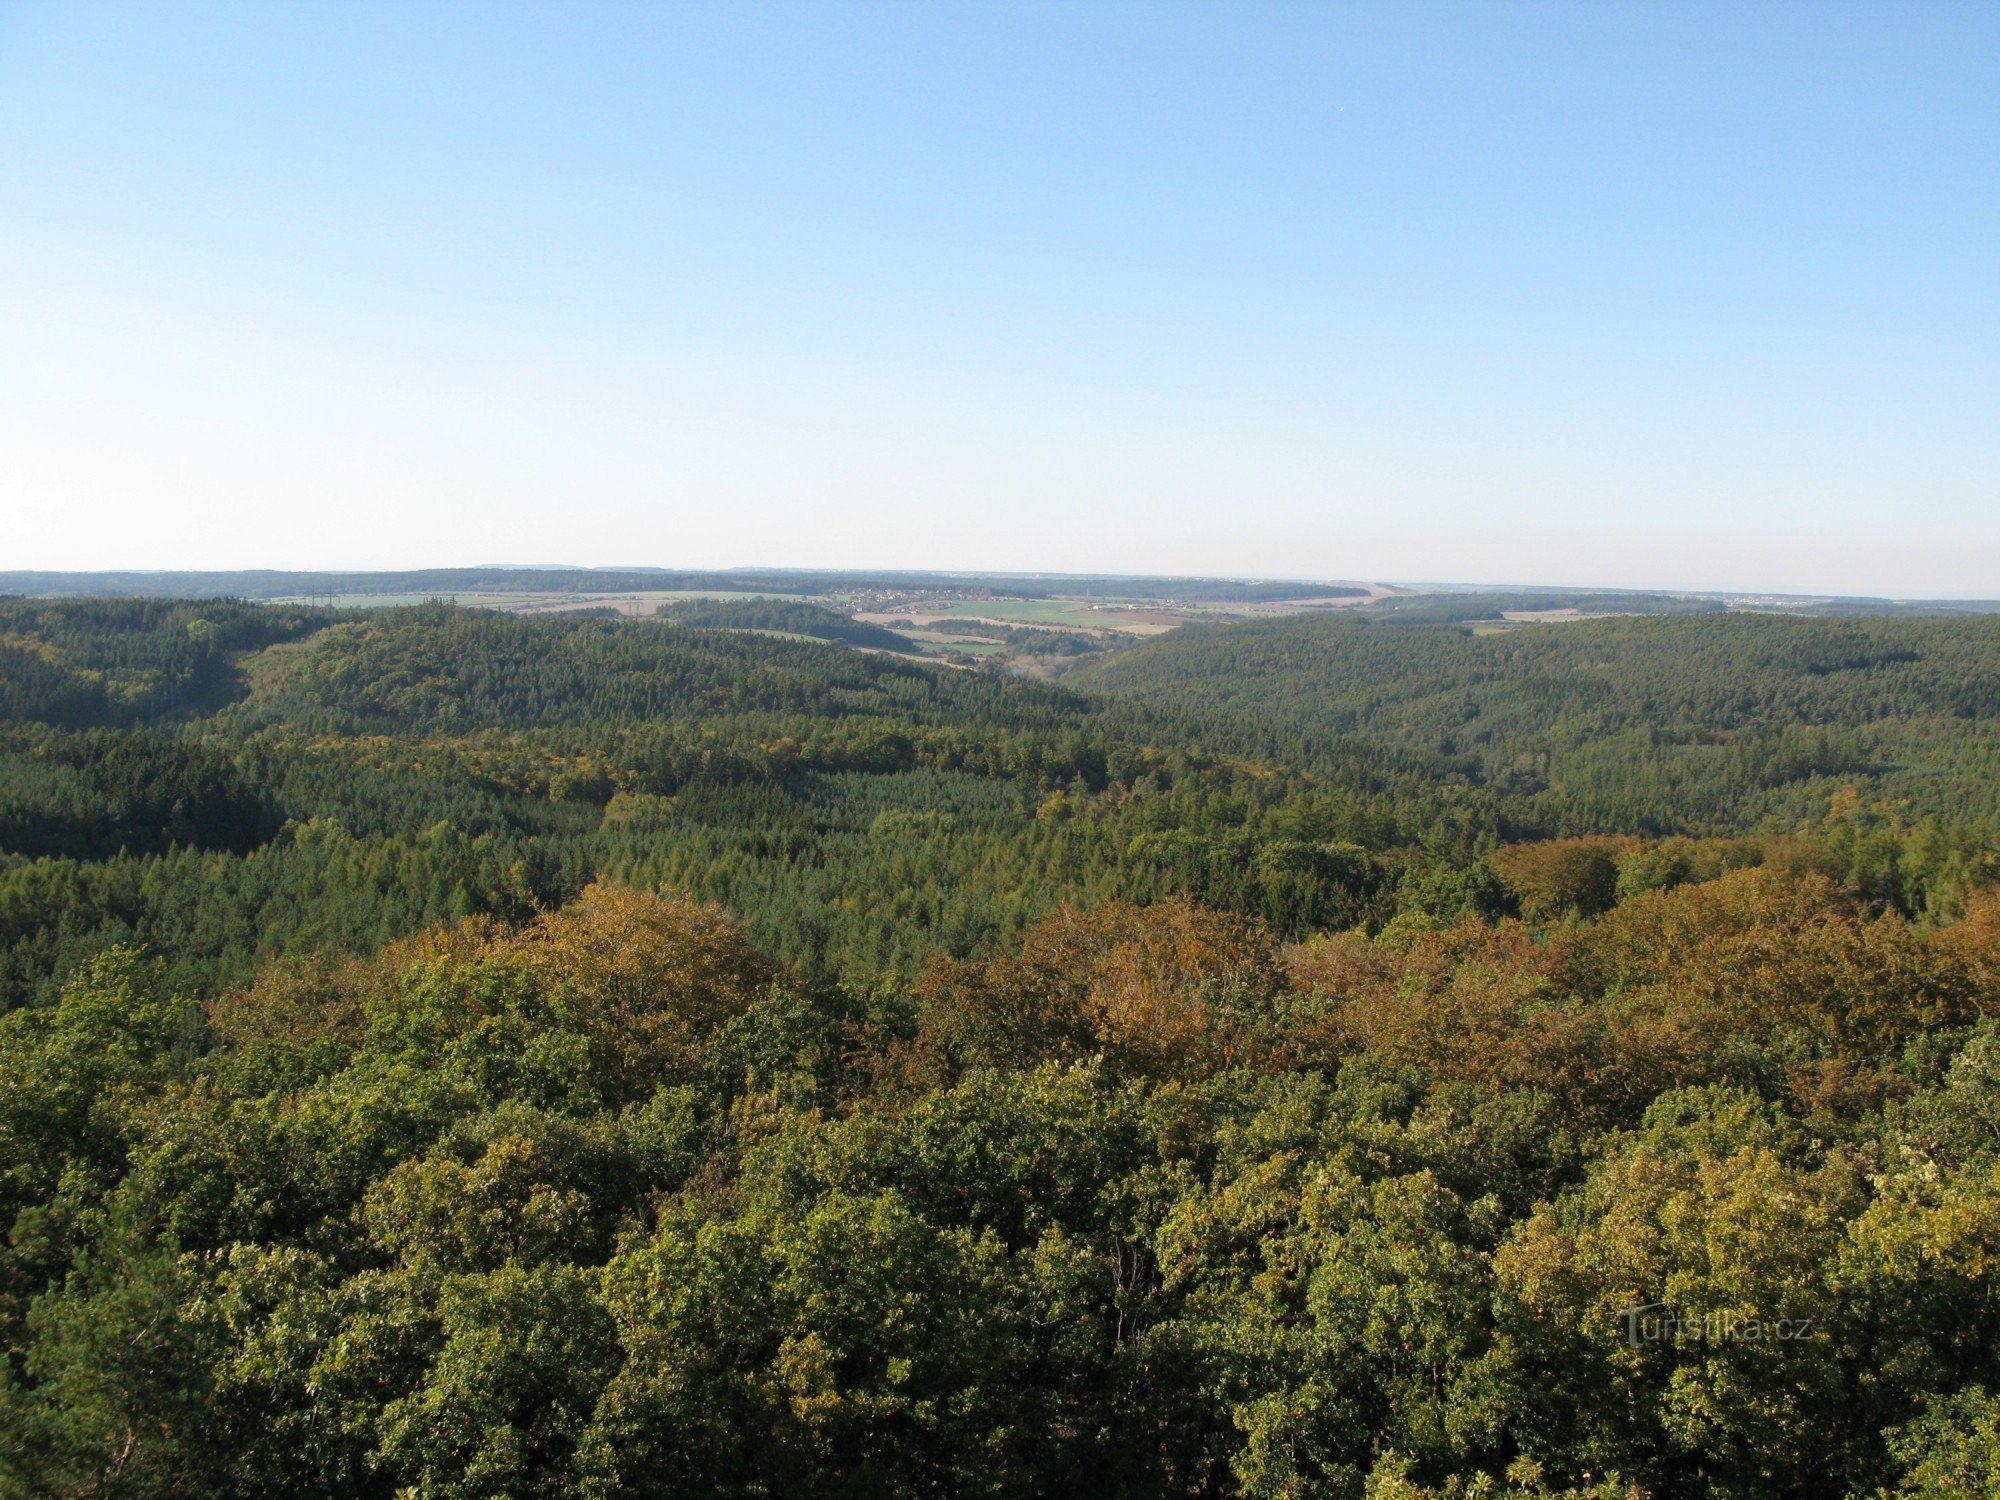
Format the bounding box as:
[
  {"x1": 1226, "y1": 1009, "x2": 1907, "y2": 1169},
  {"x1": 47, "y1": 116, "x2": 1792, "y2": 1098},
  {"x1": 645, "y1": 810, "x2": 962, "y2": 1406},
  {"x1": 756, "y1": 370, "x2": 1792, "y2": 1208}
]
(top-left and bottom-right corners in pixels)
[
  {"x1": 4, "y1": 597, "x2": 2000, "y2": 1498},
  {"x1": 1076, "y1": 612, "x2": 2000, "y2": 831},
  {"x1": 655, "y1": 598, "x2": 918, "y2": 653}
]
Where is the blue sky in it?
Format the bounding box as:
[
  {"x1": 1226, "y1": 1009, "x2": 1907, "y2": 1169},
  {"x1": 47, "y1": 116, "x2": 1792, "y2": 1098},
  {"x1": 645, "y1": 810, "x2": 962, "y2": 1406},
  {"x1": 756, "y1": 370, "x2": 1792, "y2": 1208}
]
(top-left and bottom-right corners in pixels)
[{"x1": 1, "y1": 3, "x2": 1994, "y2": 594}]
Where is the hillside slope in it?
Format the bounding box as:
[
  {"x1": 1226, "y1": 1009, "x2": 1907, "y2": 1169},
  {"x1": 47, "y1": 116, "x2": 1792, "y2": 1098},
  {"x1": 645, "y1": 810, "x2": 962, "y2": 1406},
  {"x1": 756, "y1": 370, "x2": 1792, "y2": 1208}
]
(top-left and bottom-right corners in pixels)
[{"x1": 1074, "y1": 612, "x2": 2000, "y2": 830}]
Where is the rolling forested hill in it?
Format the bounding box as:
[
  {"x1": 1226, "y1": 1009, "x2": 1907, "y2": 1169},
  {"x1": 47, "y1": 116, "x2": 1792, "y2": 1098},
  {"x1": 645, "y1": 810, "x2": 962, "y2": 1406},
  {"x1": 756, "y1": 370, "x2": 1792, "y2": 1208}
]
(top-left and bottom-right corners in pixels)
[
  {"x1": 5, "y1": 597, "x2": 2000, "y2": 1498},
  {"x1": 5, "y1": 601, "x2": 1421, "y2": 1008},
  {"x1": 4, "y1": 600, "x2": 1997, "y2": 1010},
  {"x1": 1075, "y1": 611, "x2": 2000, "y2": 830},
  {"x1": 656, "y1": 597, "x2": 919, "y2": 653}
]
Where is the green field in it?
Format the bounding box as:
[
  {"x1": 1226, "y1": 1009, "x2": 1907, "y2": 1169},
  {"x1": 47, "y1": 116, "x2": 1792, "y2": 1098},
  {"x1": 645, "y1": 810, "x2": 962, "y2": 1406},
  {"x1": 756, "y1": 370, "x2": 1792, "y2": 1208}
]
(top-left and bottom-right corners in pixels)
[
  {"x1": 888, "y1": 629, "x2": 1009, "y2": 656},
  {"x1": 896, "y1": 597, "x2": 1184, "y2": 633}
]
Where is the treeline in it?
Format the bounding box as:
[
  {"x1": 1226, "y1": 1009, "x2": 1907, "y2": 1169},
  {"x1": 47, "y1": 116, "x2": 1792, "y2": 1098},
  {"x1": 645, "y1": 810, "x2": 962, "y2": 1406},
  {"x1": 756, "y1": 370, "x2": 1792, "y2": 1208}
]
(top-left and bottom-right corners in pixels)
[
  {"x1": 1075, "y1": 611, "x2": 2000, "y2": 830},
  {"x1": 220, "y1": 604, "x2": 1092, "y2": 736},
  {"x1": 3, "y1": 602, "x2": 1998, "y2": 1014},
  {"x1": 0, "y1": 569, "x2": 1369, "y2": 604},
  {"x1": 902, "y1": 618, "x2": 1112, "y2": 655},
  {"x1": 0, "y1": 598, "x2": 333, "y2": 729},
  {"x1": 1361, "y1": 590, "x2": 1727, "y2": 623},
  {"x1": 4, "y1": 873, "x2": 2000, "y2": 1497},
  {"x1": 660, "y1": 598, "x2": 916, "y2": 653},
  {"x1": 4, "y1": 596, "x2": 2000, "y2": 1496},
  {"x1": 0, "y1": 724, "x2": 1423, "y2": 1011},
  {"x1": 0, "y1": 604, "x2": 1421, "y2": 1006}
]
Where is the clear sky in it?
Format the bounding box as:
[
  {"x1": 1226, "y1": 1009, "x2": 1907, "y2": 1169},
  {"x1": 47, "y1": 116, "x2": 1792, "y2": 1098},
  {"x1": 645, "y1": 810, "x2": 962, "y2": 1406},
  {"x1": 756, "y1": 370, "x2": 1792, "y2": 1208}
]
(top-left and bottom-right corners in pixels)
[{"x1": 1, "y1": 3, "x2": 1994, "y2": 595}]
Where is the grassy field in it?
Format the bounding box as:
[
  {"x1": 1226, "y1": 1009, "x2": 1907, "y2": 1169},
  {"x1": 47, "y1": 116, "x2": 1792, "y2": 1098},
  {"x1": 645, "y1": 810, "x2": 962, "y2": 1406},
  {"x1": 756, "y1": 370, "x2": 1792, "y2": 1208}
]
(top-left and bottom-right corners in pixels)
[
  {"x1": 865, "y1": 597, "x2": 1187, "y2": 634},
  {"x1": 273, "y1": 586, "x2": 1359, "y2": 649},
  {"x1": 1462, "y1": 608, "x2": 1644, "y2": 635},
  {"x1": 886, "y1": 630, "x2": 1009, "y2": 655}
]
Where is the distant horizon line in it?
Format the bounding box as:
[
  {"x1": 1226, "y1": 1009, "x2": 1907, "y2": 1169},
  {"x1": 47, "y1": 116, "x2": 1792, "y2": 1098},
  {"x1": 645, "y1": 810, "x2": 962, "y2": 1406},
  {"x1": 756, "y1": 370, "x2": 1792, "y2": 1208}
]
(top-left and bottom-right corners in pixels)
[{"x1": 1, "y1": 565, "x2": 1995, "y2": 608}]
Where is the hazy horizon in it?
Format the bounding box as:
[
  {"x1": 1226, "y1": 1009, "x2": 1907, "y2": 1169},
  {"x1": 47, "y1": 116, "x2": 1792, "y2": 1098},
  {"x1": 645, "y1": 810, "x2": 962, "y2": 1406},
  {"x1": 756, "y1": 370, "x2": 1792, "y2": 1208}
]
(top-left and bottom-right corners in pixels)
[
  {"x1": 4, "y1": 4, "x2": 1995, "y2": 596},
  {"x1": 6, "y1": 560, "x2": 1998, "y2": 606}
]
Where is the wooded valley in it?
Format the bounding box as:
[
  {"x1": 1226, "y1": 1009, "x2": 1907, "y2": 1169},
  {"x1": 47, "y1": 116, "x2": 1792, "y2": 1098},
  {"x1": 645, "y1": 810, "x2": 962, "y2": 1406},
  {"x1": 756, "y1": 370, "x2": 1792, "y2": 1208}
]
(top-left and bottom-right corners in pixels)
[{"x1": 3, "y1": 597, "x2": 1999, "y2": 1498}]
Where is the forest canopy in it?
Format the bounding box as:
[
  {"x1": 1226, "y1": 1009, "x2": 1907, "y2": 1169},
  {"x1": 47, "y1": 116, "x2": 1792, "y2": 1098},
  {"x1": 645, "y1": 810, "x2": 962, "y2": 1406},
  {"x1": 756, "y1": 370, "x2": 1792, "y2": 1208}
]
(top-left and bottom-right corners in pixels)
[{"x1": 2, "y1": 597, "x2": 1999, "y2": 1498}]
